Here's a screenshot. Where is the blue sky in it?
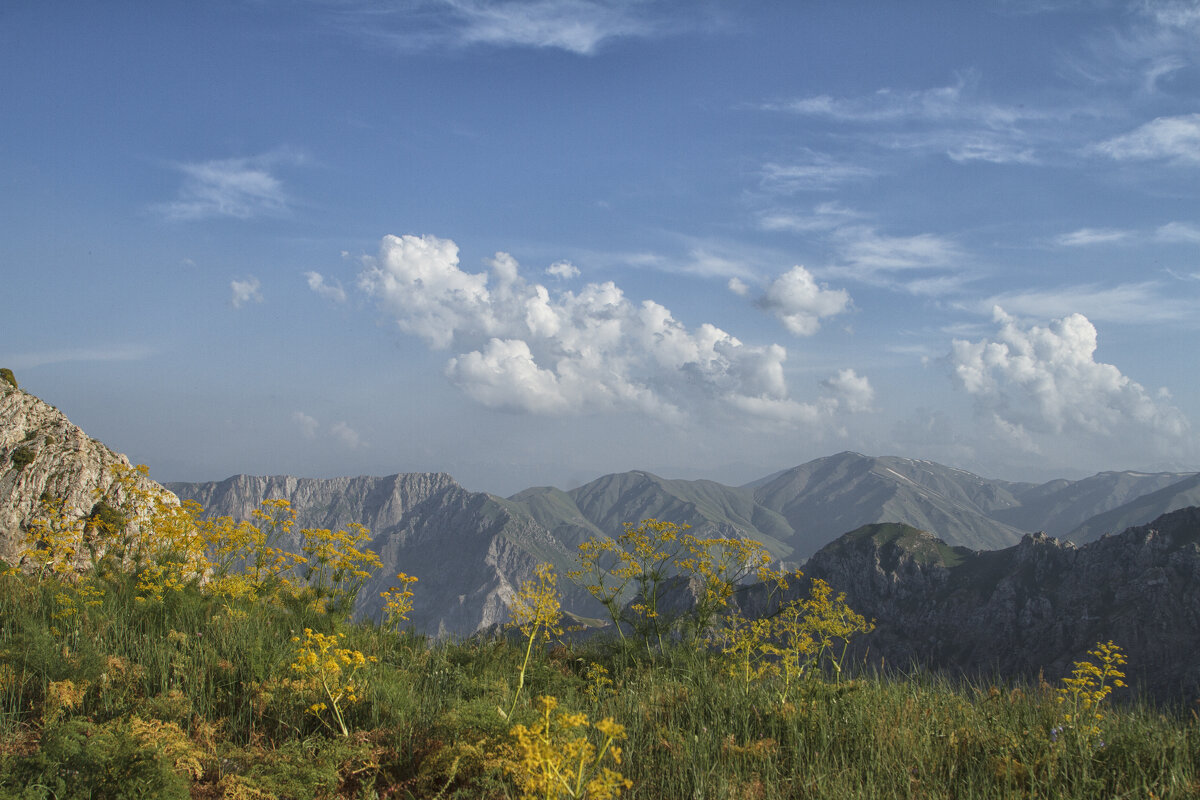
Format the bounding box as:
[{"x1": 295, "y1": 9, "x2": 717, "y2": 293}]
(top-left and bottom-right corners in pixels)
[{"x1": 3, "y1": 1, "x2": 1199, "y2": 494}]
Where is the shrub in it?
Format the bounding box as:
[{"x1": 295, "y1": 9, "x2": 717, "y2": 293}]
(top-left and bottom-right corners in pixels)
[
  {"x1": 0, "y1": 369, "x2": 16, "y2": 390},
  {"x1": 9, "y1": 447, "x2": 35, "y2": 472}
]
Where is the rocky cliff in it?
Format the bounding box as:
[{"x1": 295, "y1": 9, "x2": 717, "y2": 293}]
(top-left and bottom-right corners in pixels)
[
  {"x1": 169, "y1": 472, "x2": 596, "y2": 638},
  {"x1": 755, "y1": 509, "x2": 1200, "y2": 703},
  {"x1": 0, "y1": 381, "x2": 174, "y2": 565}
]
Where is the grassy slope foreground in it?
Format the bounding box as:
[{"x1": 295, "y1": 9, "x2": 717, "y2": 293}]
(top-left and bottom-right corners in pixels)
[{"x1": 0, "y1": 493, "x2": 1197, "y2": 799}]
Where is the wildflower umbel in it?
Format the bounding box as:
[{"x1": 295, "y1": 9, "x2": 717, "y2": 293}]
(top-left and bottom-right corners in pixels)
[
  {"x1": 506, "y1": 695, "x2": 633, "y2": 800},
  {"x1": 503, "y1": 563, "x2": 563, "y2": 719},
  {"x1": 289, "y1": 628, "x2": 377, "y2": 737},
  {"x1": 1056, "y1": 640, "x2": 1127, "y2": 745}
]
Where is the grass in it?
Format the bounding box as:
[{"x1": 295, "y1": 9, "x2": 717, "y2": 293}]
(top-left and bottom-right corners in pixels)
[{"x1": 0, "y1": 563, "x2": 1197, "y2": 800}]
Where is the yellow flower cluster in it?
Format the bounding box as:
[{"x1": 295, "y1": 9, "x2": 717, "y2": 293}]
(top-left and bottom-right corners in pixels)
[
  {"x1": 298, "y1": 522, "x2": 383, "y2": 615},
  {"x1": 570, "y1": 519, "x2": 799, "y2": 653},
  {"x1": 503, "y1": 563, "x2": 564, "y2": 718},
  {"x1": 1056, "y1": 640, "x2": 1127, "y2": 742},
  {"x1": 505, "y1": 695, "x2": 633, "y2": 800},
  {"x1": 714, "y1": 577, "x2": 874, "y2": 697},
  {"x1": 289, "y1": 627, "x2": 377, "y2": 737},
  {"x1": 380, "y1": 571, "x2": 419, "y2": 630}
]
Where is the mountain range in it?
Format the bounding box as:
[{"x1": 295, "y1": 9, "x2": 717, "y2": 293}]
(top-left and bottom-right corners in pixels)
[
  {"x1": 167, "y1": 451, "x2": 1199, "y2": 638},
  {"x1": 4, "y1": 381, "x2": 1200, "y2": 699}
]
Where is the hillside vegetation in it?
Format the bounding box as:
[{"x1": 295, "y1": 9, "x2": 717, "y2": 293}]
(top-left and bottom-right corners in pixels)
[{"x1": 1, "y1": 473, "x2": 1197, "y2": 799}]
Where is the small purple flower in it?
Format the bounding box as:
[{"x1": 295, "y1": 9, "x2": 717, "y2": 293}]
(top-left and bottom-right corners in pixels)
[{"x1": 1049, "y1": 726, "x2": 1063, "y2": 743}]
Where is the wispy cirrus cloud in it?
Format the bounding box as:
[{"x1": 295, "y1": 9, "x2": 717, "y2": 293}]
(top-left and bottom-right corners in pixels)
[
  {"x1": 759, "y1": 153, "x2": 876, "y2": 193},
  {"x1": 326, "y1": 0, "x2": 679, "y2": 55},
  {"x1": 1, "y1": 344, "x2": 159, "y2": 370},
  {"x1": 761, "y1": 73, "x2": 1057, "y2": 165},
  {"x1": 975, "y1": 281, "x2": 1193, "y2": 324},
  {"x1": 1091, "y1": 114, "x2": 1200, "y2": 164},
  {"x1": 1157, "y1": 221, "x2": 1200, "y2": 243},
  {"x1": 764, "y1": 74, "x2": 1043, "y2": 129},
  {"x1": 820, "y1": 226, "x2": 966, "y2": 295},
  {"x1": 157, "y1": 149, "x2": 306, "y2": 221},
  {"x1": 1054, "y1": 227, "x2": 1133, "y2": 246}
]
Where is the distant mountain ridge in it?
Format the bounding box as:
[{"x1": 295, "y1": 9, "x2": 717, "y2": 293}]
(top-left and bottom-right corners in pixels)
[
  {"x1": 765, "y1": 508, "x2": 1200, "y2": 702},
  {"x1": 170, "y1": 452, "x2": 1197, "y2": 638}
]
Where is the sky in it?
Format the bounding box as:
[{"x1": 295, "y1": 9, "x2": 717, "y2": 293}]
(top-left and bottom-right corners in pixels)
[{"x1": 3, "y1": 0, "x2": 1200, "y2": 496}]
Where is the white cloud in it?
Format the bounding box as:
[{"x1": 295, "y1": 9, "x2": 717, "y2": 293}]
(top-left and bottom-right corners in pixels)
[
  {"x1": 1054, "y1": 227, "x2": 1133, "y2": 246},
  {"x1": 231, "y1": 277, "x2": 263, "y2": 309},
  {"x1": 757, "y1": 265, "x2": 851, "y2": 336},
  {"x1": 978, "y1": 282, "x2": 1191, "y2": 324},
  {"x1": 305, "y1": 271, "x2": 348, "y2": 303},
  {"x1": 1092, "y1": 114, "x2": 1200, "y2": 164},
  {"x1": 949, "y1": 306, "x2": 1189, "y2": 440},
  {"x1": 448, "y1": 0, "x2": 656, "y2": 54},
  {"x1": 760, "y1": 154, "x2": 875, "y2": 193},
  {"x1": 546, "y1": 260, "x2": 580, "y2": 279},
  {"x1": 1156, "y1": 221, "x2": 1200, "y2": 243},
  {"x1": 759, "y1": 202, "x2": 861, "y2": 233},
  {"x1": 1, "y1": 344, "x2": 158, "y2": 370},
  {"x1": 355, "y1": 233, "x2": 860, "y2": 426},
  {"x1": 766, "y1": 77, "x2": 1040, "y2": 129},
  {"x1": 763, "y1": 75, "x2": 1051, "y2": 164},
  {"x1": 822, "y1": 227, "x2": 964, "y2": 294},
  {"x1": 292, "y1": 411, "x2": 320, "y2": 439},
  {"x1": 158, "y1": 150, "x2": 304, "y2": 221},
  {"x1": 336, "y1": 0, "x2": 670, "y2": 55},
  {"x1": 821, "y1": 368, "x2": 874, "y2": 412},
  {"x1": 727, "y1": 277, "x2": 748, "y2": 296},
  {"x1": 330, "y1": 421, "x2": 364, "y2": 449}
]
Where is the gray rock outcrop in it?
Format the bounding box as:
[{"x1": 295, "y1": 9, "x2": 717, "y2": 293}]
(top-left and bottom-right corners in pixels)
[{"x1": 0, "y1": 382, "x2": 174, "y2": 566}]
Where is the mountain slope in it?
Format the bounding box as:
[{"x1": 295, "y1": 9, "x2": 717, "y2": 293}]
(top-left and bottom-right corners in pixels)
[
  {"x1": 750, "y1": 452, "x2": 1028, "y2": 557},
  {"x1": 776, "y1": 509, "x2": 1200, "y2": 702},
  {"x1": 0, "y1": 382, "x2": 174, "y2": 565},
  {"x1": 1066, "y1": 473, "x2": 1200, "y2": 543},
  {"x1": 991, "y1": 470, "x2": 1197, "y2": 537}
]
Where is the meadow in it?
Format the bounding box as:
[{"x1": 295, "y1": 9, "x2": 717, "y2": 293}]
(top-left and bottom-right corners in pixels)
[{"x1": 0, "y1": 469, "x2": 1196, "y2": 799}]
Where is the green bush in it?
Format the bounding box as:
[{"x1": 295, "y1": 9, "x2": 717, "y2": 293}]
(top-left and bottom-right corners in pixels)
[
  {"x1": 86, "y1": 500, "x2": 127, "y2": 534},
  {"x1": 9, "y1": 447, "x2": 35, "y2": 471},
  {"x1": 0, "y1": 369, "x2": 15, "y2": 390}
]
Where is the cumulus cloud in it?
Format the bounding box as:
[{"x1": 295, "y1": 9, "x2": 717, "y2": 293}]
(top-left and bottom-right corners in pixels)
[
  {"x1": 158, "y1": 150, "x2": 304, "y2": 221},
  {"x1": 546, "y1": 260, "x2": 580, "y2": 279},
  {"x1": 305, "y1": 271, "x2": 348, "y2": 303},
  {"x1": 231, "y1": 277, "x2": 263, "y2": 309},
  {"x1": 355, "y1": 233, "x2": 867, "y2": 425},
  {"x1": 757, "y1": 266, "x2": 851, "y2": 336},
  {"x1": 821, "y1": 368, "x2": 874, "y2": 412},
  {"x1": 1092, "y1": 114, "x2": 1200, "y2": 164},
  {"x1": 292, "y1": 411, "x2": 319, "y2": 439},
  {"x1": 949, "y1": 307, "x2": 1189, "y2": 444},
  {"x1": 727, "y1": 277, "x2": 749, "y2": 296},
  {"x1": 330, "y1": 421, "x2": 364, "y2": 449}
]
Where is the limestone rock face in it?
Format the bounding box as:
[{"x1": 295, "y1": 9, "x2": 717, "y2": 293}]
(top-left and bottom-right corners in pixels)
[
  {"x1": 0, "y1": 384, "x2": 174, "y2": 565},
  {"x1": 168, "y1": 472, "x2": 460, "y2": 536},
  {"x1": 170, "y1": 473, "x2": 590, "y2": 638}
]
